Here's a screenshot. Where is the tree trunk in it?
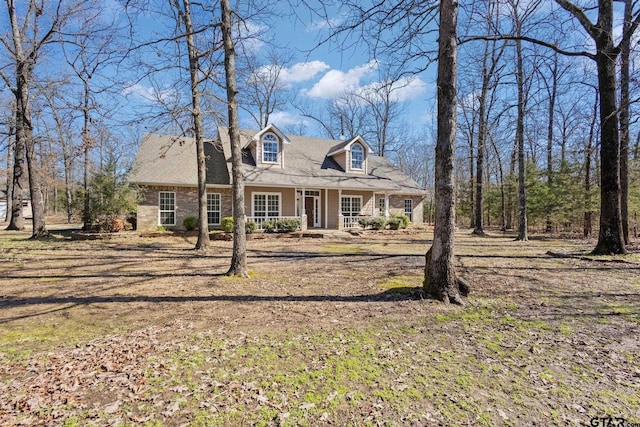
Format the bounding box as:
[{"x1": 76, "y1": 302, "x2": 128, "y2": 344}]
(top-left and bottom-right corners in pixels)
[
  {"x1": 179, "y1": 0, "x2": 210, "y2": 250},
  {"x1": 222, "y1": 0, "x2": 248, "y2": 277},
  {"x1": 424, "y1": 0, "x2": 468, "y2": 304},
  {"x1": 545, "y1": 53, "x2": 558, "y2": 233},
  {"x1": 6, "y1": 114, "x2": 24, "y2": 230},
  {"x1": 619, "y1": 0, "x2": 632, "y2": 245},
  {"x1": 82, "y1": 80, "x2": 92, "y2": 230},
  {"x1": 515, "y1": 30, "x2": 527, "y2": 241},
  {"x1": 584, "y1": 90, "x2": 597, "y2": 238},
  {"x1": 18, "y1": 80, "x2": 47, "y2": 239},
  {"x1": 591, "y1": 16, "x2": 625, "y2": 254}
]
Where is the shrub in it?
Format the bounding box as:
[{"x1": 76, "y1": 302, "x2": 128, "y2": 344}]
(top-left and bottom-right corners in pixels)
[
  {"x1": 358, "y1": 217, "x2": 371, "y2": 228},
  {"x1": 370, "y1": 216, "x2": 387, "y2": 230},
  {"x1": 262, "y1": 220, "x2": 276, "y2": 233},
  {"x1": 245, "y1": 220, "x2": 257, "y2": 234},
  {"x1": 183, "y1": 216, "x2": 198, "y2": 231},
  {"x1": 276, "y1": 218, "x2": 301, "y2": 232},
  {"x1": 386, "y1": 217, "x2": 402, "y2": 230},
  {"x1": 357, "y1": 216, "x2": 387, "y2": 230},
  {"x1": 221, "y1": 216, "x2": 234, "y2": 232},
  {"x1": 263, "y1": 218, "x2": 301, "y2": 233},
  {"x1": 391, "y1": 213, "x2": 410, "y2": 229}
]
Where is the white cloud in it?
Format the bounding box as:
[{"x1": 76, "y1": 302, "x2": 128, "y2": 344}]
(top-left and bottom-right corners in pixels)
[
  {"x1": 268, "y1": 111, "x2": 308, "y2": 127},
  {"x1": 307, "y1": 17, "x2": 343, "y2": 32},
  {"x1": 280, "y1": 61, "x2": 331, "y2": 84},
  {"x1": 122, "y1": 82, "x2": 176, "y2": 103},
  {"x1": 305, "y1": 60, "x2": 379, "y2": 99},
  {"x1": 358, "y1": 77, "x2": 428, "y2": 102}
]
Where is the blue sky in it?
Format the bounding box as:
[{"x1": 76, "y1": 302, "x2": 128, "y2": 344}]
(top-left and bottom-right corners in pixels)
[{"x1": 118, "y1": 1, "x2": 438, "y2": 139}]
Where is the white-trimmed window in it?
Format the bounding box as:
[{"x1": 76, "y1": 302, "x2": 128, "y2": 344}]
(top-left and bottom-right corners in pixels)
[
  {"x1": 253, "y1": 193, "x2": 281, "y2": 218},
  {"x1": 377, "y1": 195, "x2": 386, "y2": 214},
  {"x1": 404, "y1": 199, "x2": 413, "y2": 221},
  {"x1": 159, "y1": 191, "x2": 176, "y2": 226},
  {"x1": 341, "y1": 196, "x2": 362, "y2": 217},
  {"x1": 207, "y1": 193, "x2": 221, "y2": 225},
  {"x1": 262, "y1": 133, "x2": 278, "y2": 163},
  {"x1": 351, "y1": 143, "x2": 364, "y2": 170}
]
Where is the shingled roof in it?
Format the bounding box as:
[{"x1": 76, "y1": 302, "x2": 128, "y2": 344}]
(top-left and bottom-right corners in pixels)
[{"x1": 130, "y1": 129, "x2": 426, "y2": 195}]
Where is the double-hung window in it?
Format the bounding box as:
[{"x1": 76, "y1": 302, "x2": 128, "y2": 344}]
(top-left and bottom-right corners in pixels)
[
  {"x1": 351, "y1": 143, "x2": 364, "y2": 170},
  {"x1": 404, "y1": 199, "x2": 413, "y2": 221},
  {"x1": 377, "y1": 195, "x2": 386, "y2": 215},
  {"x1": 207, "y1": 193, "x2": 221, "y2": 225},
  {"x1": 262, "y1": 133, "x2": 278, "y2": 163},
  {"x1": 253, "y1": 193, "x2": 280, "y2": 218},
  {"x1": 159, "y1": 191, "x2": 176, "y2": 226},
  {"x1": 341, "y1": 196, "x2": 362, "y2": 217}
]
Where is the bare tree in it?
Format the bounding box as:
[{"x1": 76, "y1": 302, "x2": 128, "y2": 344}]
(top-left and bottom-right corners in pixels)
[
  {"x1": 619, "y1": 0, "x2": 633, "y2": 245},
  {"x1": 0, "y1": 0, "x2": 78, "y2": 238},
  {"x1": 239, "y1": 49, "x2": 292, "y2": 129},
  {"x1": 552, "y1": 0, "x2": 640, "y2": 254},
  {"x1": 424, "y1": 0, "x2": 469, "y2": 304},
  {"x1": 171, "y1": 0, "x2": 211, "y2": 250},
  {"x1": 61, "y1": 2, "x2": 122, "y2": 230},
  {"x1": 222, "y1": 0, "x2": 248, "y2": 277}
]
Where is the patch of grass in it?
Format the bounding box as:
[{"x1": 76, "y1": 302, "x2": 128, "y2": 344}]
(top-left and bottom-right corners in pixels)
[{"x1": 321, "y1": 245, "x2": 365, "y2": 255}]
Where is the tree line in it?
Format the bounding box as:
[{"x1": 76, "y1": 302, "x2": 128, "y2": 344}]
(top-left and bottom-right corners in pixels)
[{"x1": 1, "y1": 0, "x2": 639, "y2": 302}]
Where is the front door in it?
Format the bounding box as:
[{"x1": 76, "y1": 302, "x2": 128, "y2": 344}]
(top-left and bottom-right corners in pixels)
[{"x1": 305, "y1": 196, "x2": 320, "y2": 228}]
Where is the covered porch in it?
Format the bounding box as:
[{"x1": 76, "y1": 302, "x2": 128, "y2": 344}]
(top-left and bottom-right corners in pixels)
[{"x1": 245, "y1": 186, "x2": 399, "y2": 231}]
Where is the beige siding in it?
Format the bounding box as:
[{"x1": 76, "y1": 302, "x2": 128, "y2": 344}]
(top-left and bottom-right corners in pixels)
[
  {"x1": 389, "y1": 195, "x2": 425, "y2": 224},
  {"x1": 254, "y1": 134, "x2": 284, "y2": 169},
  {"x1": 245, "y1": 186, "x2": 296, "y2": 216},
  {"x1": 333, "y1": 152, "x2": 347, "y2": 171}
]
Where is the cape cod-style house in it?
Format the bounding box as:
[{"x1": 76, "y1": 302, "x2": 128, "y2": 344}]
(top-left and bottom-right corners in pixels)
[{"x1": 129, "y1": 124, "x2": 426, "y2": 231}]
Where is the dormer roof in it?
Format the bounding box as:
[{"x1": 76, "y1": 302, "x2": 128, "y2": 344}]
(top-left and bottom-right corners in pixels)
[
  {"x1": 326, "y1": 136, "x2": 373, "y2": 157},
  {"x1": 243, "y1": 123, "x2": 291, "y2": 149}
]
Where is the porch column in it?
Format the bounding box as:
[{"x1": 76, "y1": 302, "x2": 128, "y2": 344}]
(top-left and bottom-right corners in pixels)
[
  {"x1": 324, "y1": 188, "x2": 328, "y2": 229},
  {"x1": 338, "y1": 189, "x2": 343, "y2": 230},
  {"x1": 301, "y1": 187, "x2": 306, "y2": 217},
  {"x1": 372, "y1": 191, "x2": 376, "y2": 216},
  {"x1": 385, "y1": 193, "x2": 389, "y2": 219}
]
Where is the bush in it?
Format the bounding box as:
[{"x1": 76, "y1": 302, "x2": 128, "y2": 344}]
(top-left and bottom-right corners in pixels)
[
  {"x1": 358, "y1": 217, "x2": 371, "y2": 228},
  {"x1": 263, "y1": 218, "x2": 301, "y2": 233},
  {"x1": 221, "y1": 216, "x2": 234, "y2": 232},
  {"x1": 262, "y1": 220, "x2": 276, "y2": 233},
  {"x1": 370, "y1": 216, "x2": 387, "y2": 230},
  {"x1": 358, "y1": 216, "x2": 387, "y2": 230},
  {"x1": 245, "y1": 220, "x2": 257, "y2": 234},
  {"x1": 277, "y1": 218, "x2": 301, "y2": 232},
  {"x1": 183, "y1": 216, "x2": 198, "y2": 231},
  {"x1": 387, "y1": 214, "x2": 409, "y2": 230},
  {"x1": 386, "y1": 217, "x2": 402, "y2": 230}
]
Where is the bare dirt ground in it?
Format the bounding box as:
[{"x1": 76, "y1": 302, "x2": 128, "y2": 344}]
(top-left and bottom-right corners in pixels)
[{"x1": 1, "y1": 223, "x2": 639, "y2": 426}]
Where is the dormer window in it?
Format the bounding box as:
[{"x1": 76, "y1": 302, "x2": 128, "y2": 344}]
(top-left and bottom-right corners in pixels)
[
  {"x1": 262, "y1": 133, "x2": 278, "y2": 163},
  {"x1": 351, "y1": 143, "x2": 364, "y2": 170}
]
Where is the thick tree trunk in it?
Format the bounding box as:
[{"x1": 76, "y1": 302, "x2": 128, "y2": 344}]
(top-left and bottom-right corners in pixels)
[
  {"x1": 592, "y1": 29, "x2": 625, "y2": 254},
  {"x1": 179, "y1": 0, "x2": 210, "y2": 250},
  {"x1": 19, "y1": 86, "x2": 48, "y2": 239},
  {"x1": 222, "y1": 0, "x2": 248, "y2": 277},
  {"x1": 619, "y1": 0, "x2": 632, "y2": 245},
  {"x1": 424, "y1": 0, "x2": 468, "y2": 304}
]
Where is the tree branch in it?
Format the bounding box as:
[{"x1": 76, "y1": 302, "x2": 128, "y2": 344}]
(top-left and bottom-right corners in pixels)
[{"x1": 460, "y1": 35, "x2": 596, "y2": 60}]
